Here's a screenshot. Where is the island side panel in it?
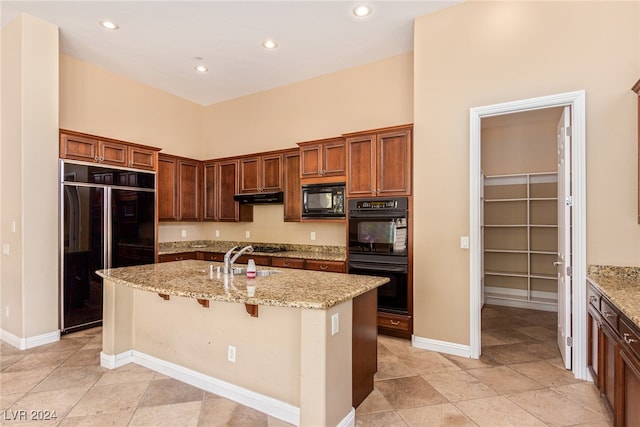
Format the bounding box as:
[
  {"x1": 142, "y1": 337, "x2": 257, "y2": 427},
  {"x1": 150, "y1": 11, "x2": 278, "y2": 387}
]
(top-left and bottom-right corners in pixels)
[
  {"x1": 352, "y1": 288, "x2": 378, "y2": 408},
  {"x1": 131, "y1": 289, "x2": 302, "y2": 406},
  {"x1": 102, "y1": 278, "x2": 134, "y2": 360},
  {"x1": 300, "y1": 300, "x2": 353, "y2": 426}
]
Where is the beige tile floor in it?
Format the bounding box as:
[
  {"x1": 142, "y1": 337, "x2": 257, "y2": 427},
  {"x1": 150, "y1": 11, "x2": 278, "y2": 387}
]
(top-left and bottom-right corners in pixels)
[{"x1": 0, "y1": 305, "x2": 611, "y2": 426}]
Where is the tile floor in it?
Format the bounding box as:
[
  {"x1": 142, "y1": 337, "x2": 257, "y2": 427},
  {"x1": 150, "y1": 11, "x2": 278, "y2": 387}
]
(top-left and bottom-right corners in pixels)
[{"x1": 0, "y1": 305, "x2": 611, "y2": 426}]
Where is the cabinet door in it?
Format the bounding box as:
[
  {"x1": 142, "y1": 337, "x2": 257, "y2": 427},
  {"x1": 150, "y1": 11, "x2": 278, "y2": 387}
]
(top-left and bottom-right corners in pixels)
[
  {"x1": 283, "y1": 150, "x2": 301, "y2": 222},
  {"x1": 322, "y1": 139, "x2": 346, "y2": 177},
  {"x1": 202, "y1": 162, "x2": 217, "y2": 221},
  {"x1": 60, "y1": 133, "x2": 98, "y2": 162},
  {"x1": 601, "y1": 322, "x2": 617, "y2": 414},
  {"x1": 300, "y1": 144, "x2": 322, "y2": 177},
  {"x1": 128, "y1": 146, "x2": 156, "y2": 170},
  {"x1": 261, "y1": 153, "x2": 283, "y2": 192},
  {"x1": 178, "y1": 159, "x2": 200, "y2": 221},
  {"x1": 347, "y1": 135, "x2": 376, "y2": 197},
  {"x1": 377, "y1": 128, "x2": 412, "y2": 196},
  {"x1": 618, "y1": 321, "x2": 640, "y2": 427},
  {"x1": 99, "y1": 140, "x2": 128, "y2": 166},
  {"x1": 240, "y1": 156, "x2": 260, "y2": 193},
  {"x1": 587, "y1": 306, "x2": 601, "y2": 388},
  {"x1": 157, "y1": 155, "x2": 178, "y2": 221},
  {"x1": 218, "y1": 160, "x2": 240, "y2": 221}
]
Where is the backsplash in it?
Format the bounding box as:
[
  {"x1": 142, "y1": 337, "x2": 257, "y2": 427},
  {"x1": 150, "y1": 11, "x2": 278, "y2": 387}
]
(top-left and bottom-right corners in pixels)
[{"x1": 159, "y1": 240, "x2": 346, "y2": 255}]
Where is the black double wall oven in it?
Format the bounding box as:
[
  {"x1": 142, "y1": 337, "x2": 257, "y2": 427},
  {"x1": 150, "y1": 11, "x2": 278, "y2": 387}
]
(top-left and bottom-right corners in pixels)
[{"x1": 348, "y1": 197, "x2": 409, "y2": 315}]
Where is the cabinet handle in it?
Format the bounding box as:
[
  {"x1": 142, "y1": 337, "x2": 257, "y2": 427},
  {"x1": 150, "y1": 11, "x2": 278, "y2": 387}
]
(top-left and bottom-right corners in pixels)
[
  {"x1": 283, "y1": 262, "x2": 291, "y2": 267},
  {"x1": 623, "y1": 333, "x2": 638, "y2": 344},
  {"x1": 553, "y1": 261, "x2": 562, "y2": 267},
  {"x1": 389, "y1": 320, "x2": 400, "y2": 326},
  {"x1": 319, "y1": 265, "x2": 329, "y2": 270},
  {"x1": 603, "y1": 311, "x2": 614, "y2": 318}
]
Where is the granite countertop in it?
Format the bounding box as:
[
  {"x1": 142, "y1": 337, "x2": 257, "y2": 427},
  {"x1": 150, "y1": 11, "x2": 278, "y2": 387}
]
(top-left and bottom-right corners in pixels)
[
  {"x1": 97, "y1": 259, "x2": 387, "y2": 310},
  {"x1": 587, "y1": 265, "x2": 640, "y2": 328},
  {"x1": 158, "y1": 240, "x2": 346, "y2": 262}
]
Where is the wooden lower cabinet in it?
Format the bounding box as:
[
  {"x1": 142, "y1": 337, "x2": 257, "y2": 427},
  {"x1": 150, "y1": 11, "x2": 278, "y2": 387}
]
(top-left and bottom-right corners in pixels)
[
  {"x1": 271, "y1": 257, "x2": 305, "y2": 269},
  {"x1": 158, "y1": 252, "x2": 198, "y2": 263},
  {"x1": 304, "y1": 260, "x2": 345, "y2": 273},
  {"x1": 352, "y1": 288, "x2": 377, "y2": 408},
  {"x1": 588, "y1": 283, "x2": 640, "y2": 426},
  {"x1": 377, "y1": 312, "x2": 411, "y2": 339},
  {"x1": 197, "y1": 252, "x2": 225, "y2": 262}
]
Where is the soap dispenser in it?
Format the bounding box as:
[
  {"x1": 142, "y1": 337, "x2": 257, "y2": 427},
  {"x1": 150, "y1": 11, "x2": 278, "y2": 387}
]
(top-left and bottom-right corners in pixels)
[{"x1": 246, "y1": 259, "x2": 256, "y2": 279}]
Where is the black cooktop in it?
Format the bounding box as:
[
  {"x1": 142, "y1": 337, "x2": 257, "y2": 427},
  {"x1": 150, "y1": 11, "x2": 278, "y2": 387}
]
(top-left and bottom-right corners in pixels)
[{"x1": 252, "y1": 245, "x2": 288, "y2": 253}]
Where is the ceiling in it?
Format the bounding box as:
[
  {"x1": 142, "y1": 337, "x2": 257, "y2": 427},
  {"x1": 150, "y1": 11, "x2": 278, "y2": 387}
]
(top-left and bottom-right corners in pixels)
[{"x1": 1, "y1": 1, "x2": 459, "y2": 106}]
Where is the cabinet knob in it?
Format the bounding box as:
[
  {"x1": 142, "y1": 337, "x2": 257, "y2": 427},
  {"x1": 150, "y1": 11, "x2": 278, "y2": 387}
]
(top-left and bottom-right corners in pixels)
[
  {"x1": 94, "y1": 155, "x2": 99, "y2": 162},
  {"x1": 589, "y1": 295, "x2": 598, "y2": 304},
  {"x1": 623, "y1": 333, "x2": 638, "y2": 344}
]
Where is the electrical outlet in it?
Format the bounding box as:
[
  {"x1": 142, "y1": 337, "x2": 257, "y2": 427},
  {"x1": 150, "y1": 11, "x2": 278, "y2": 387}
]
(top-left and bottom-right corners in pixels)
[
  {"x1": 331, "y1": 313, "x2": 339, "y2": 336},
  {"x1": 460, "y1": 236, "x2": 469, "y2": 249},
  {"x1": 245, "y1": 230, "x2": 250, "y2": 239},
  {"x1": 310, "y1": 231, "x2": 316, "y2": 241},
  {"x1": 181, "y1": 229, "x2": 187, "y2": 238},
  {"x1": 228, "y1": 345, "x2": 236, "y2": 362},
  {"x1": 215, "y1": 230, "x2": 220, "y2": 237},
  {"x1": 2, "y1": 244, "x2": 9, "y2": 255}
]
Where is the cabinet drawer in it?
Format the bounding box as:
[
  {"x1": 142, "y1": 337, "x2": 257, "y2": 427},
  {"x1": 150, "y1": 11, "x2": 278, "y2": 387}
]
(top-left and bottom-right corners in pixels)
[
  {"x1": 588, "y1": 285, "x2": 601, "y2": 310},
  {"x1": 271, "y1": 257, "x2": 305, "y2": 269},
  {"x1": 235, "y1": 255, "x2": 271, "y2": 266},
  {"x1": 620, "y1": 319, "x2": 640, "y2": 360},
  {"x1": 197, "y1": 252, "x2": 225, "y2": 262},
  {"x1": 158, "y1": 252, "x2": 197, "y2": 263},
  {"x1": 600, "y1": 298, "x2": 619, "y2": 331},
  {"x1": 377, "y1": 313, "x2": 410, "y2": 332},
  {"x1": 305, "y1": 260, "x2": 345, "y2": 273}
]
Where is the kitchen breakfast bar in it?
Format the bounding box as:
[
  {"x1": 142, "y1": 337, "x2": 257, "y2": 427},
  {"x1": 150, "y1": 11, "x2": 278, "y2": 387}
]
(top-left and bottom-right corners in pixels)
[{"x1": 96, "y1": 260, "x2": 388, "y2": 426}]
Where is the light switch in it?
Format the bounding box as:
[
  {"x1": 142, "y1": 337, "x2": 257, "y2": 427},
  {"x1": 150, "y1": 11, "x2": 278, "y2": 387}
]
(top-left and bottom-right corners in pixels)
[
  {"x1": 215, "y1": 230, "x2": 220, "y2": 237},
  {"x1": 181, "y1": 229, "x2": 187, "y2": 238},
  {"x1": 245, "y1": 230, "x2": 250, "y2": 239},
  {"x1": 331, "y1": 313, "x2": 339, "y2": 336},
  {"x1": 310, "y1": 231, "x2": 316, "y2": 241},
  {"x1": 2, "y1": 244, "x2": 9, "y2": 255},
  {"x1": 460, "y1": 236, "x2": 469, "y2": 249}
]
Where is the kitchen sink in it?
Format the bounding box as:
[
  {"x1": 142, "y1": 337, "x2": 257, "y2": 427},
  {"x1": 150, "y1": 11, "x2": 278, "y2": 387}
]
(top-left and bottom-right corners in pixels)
[{"x1": 232, "y1": 267, "x2": 280, "y2": 277}]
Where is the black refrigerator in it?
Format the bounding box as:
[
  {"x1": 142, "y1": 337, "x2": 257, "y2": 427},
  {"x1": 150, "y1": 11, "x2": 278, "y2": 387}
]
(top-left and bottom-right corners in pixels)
[{"x1": 60, "y1": 161, "x2": 156, "y2": 334}]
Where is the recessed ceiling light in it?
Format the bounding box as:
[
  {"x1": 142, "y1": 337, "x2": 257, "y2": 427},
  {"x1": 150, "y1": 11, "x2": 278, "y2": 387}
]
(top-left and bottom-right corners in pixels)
[
  {"x1": 194, "y1": 65, "x2": 208, "y2": 73},
  {"x1": 99, "y1": 20, "x2": 119, "y2": 30},
  {"x1": 261, "y1": 39, "x2": 278, "y2": 50},
  {"x1": 353, "y1": 5, "x2": 373, "y2": 18}
]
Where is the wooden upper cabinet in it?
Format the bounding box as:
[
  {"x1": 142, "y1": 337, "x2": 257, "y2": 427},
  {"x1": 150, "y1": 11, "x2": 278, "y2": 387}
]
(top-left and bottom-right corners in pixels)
[
  {"x1": 345, "y1": 125, "x2": 412, "y2": 198},
  {"x1": 157, "y1": 154, "x2": 201, "y2": 221},
  {"x1": 283, "y1": 149, "x2": 302, "y2": 222},
  {"x1": 59, "y1": 129, "x2": 159, "y2": 171},
  {"x1": 239, "y1": 153, "x2": 283, "y2": 193},
  {"x1": 178, "y1": 158, "x2": 201, "y2": 221},
  {"x1": 298, "y1": 137, "x2": 346, "y2": 180},
  {"x1": 218, "y1": 159, "x2": 255, "y2": 222},
  {"x1": 157, "y1": 155, "x2": 178, "y2": 221},
  {"x1": 202, "y1": 162, "x2": 217, "y2": 221}
]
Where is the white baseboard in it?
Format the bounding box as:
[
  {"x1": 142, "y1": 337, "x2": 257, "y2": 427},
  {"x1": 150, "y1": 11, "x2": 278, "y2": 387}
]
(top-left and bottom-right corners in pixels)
[
  {"x1": 0, "y1": 328, "x2": 60, "y2": 350},
  {"x1": 337, "y1": 408, "x2": 355, "y2": 427},
  {"x1": 412, "y1": 335, "x2": 472, "y2": 358},
  {"x1": 101, "y1": 349, "x2": 300, "y2": 426},
  {"x1": 484, "y1": 286, "x2": 558, "y2": 312}
]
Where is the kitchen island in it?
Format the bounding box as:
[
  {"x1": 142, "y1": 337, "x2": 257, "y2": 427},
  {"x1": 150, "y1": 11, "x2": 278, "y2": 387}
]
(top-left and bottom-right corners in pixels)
[{"x1": 97, "y1": 260, "x2": 388, "y2": 426}]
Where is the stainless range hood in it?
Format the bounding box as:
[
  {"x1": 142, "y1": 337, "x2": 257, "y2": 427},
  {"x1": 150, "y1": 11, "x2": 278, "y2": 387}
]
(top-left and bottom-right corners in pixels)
[{"x1": 233, "y1": 191, "x2": 284, "y2": 204}]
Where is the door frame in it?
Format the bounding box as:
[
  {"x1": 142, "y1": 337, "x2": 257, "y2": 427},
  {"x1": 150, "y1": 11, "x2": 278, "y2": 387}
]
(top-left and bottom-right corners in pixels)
[{"x1": 469, "y1": 90, "x2": 587, "y2": 380}]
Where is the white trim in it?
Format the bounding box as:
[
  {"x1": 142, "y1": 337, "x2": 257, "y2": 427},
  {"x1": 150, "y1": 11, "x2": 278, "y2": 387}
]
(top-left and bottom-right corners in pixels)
[
  {"x1": 101, "y1": 349, "x2": 300, "y2": 426},
  {"x1": 470, "y1": 90, "x2": 588, "y2": 380},
  {"x1": 0, "y1": 329, "x2": 60, "y2": 350},
  {"x1": 412, "y1": 335, "x2": 472, "y2": 358},
  {"x1": 337, "y1": 408, "x2": 355, "y2": 427}
]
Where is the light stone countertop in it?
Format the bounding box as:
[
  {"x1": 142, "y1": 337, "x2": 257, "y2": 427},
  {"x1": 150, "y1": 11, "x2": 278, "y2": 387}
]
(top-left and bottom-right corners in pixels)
[
  {"x1": 158, "y1": 241, "x2": 346, "y2": 262},
  {"x1": 97, "y1": 259, "x2": 387, "y2": 310},
  {"x1": 587, "y1": 265, "x2": 640, "y2": 328}
]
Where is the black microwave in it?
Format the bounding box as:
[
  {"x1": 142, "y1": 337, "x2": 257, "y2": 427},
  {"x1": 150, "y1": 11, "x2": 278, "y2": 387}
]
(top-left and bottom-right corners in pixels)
[{"x1": 302, "y1": 183, "x2": 345, "y2": 218}]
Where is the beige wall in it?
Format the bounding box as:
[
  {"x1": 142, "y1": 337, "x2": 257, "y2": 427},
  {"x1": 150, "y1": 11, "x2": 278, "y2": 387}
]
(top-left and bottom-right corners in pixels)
[
  {"x1": 202, "y1": 53, "x2": 414, "y2": 158},
  {"x1": 413, "y1": 1, "x2": 640, "y2": 344},
  {"x1": 1, "y1": 14, "x2": 59, "y2": 338},
  {"x1": 60, "y1": 55, "x2": 204, "y2": 159}
]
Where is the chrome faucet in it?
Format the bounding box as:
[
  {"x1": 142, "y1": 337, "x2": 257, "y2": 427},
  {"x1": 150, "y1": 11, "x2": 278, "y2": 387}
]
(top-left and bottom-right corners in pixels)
[{"x1": 223, "y1": 245, "x2": 254, "y2": 275}]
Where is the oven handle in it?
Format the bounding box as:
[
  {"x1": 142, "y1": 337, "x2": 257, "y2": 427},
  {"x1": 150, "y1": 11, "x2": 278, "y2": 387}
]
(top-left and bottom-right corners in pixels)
[
  {"x1": 348, "y1": 211, "x2": 407, "y2": 218},
  {"x1": 349, "y1": 261, "x2": 408, "y2": 273}
]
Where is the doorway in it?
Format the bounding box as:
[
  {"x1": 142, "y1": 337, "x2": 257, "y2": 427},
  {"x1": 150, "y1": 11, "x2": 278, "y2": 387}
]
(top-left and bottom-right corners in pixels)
[{"x1": 469, "y1": 91, "x2": 588, "y2": 380}]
